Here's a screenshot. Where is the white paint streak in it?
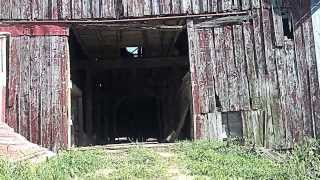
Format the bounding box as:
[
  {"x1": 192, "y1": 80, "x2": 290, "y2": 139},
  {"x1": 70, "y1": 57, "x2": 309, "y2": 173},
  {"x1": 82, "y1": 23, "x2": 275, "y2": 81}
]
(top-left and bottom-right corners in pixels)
[{"x1": 0, "y1": 36, "x2": 6, "y2": 122}]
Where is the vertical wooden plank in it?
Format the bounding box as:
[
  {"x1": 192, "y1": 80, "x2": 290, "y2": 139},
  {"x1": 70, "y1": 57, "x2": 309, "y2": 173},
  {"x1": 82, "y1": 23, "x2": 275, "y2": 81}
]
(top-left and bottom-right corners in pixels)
[
  {"x1": 273, "y1": 48, "x2": 286, "y2": 148},
  {"x1": 295, "y1": 26, "x2": 311, "y2": 141},
  {"x1": 208, "y1": 0, "x2": 217, "y2": 13},
  {"x1": 18, "y1": 36, "x2": 30, "y2": 139},
  {"x1": 160, "y1": 0, "x2": 171, "y2": 14},
  {"x1": 252, "y1": 0, "x2": 261, "y2": 8},
  {"x1": 234, "y1": 24, "x2": 250, "y2": 110},
  {"x1": 261, "y1": 8, "x2": 277, "y2": 147},
  {"x1": 224, "y1": 25, "x2": 239, "y2": 111},
  {"x1": 101, "y1": 0, "x2": 116, "y2": 18},
  {"x1": 221, "y1": 0, "x2": 232, "y2": 11},
  {"x1": 11, "y1": 0, "x2": 19, "y2": 19},
  {"x1": 81, "y1": 0, "x2": 90, "y2": 18},
  {"x1": 200, "y1": 0, "x2": 208, "y2": 13},
  {"x1": 20, "y1": 0, "x2": 31, "y2": 19},
  {"x1": 232, "y1": 0, "x2": 239, "y2": 10},
  {"x1": 303, "y1": 20, "x2": 319, "y2": 138},
  {"x1": 303, "y1": 18, "x2": 320, "y2": 138},
  {"x1": 152, "y1": 0, "x2": 160, "y2": 15},
  {"x1": 171, "y1": 0, "x2": 181, "y2": 14},
  {"x1": 207, "y1": 112, "x2": 223, "y2": 140},
  {"x1": 91, "y1": 0, "x2": 100, "y2": 18},
  {"x1": 213, "y1": 27, "x2": 229, "y2": 111},
  {"x1": 197, "y1": 29, "x2": 210, "y2": 113},
  {"x1": 50, "y1": 0, "x2": 59, "y2": 19},
  {"x1": 181, "y1": 0, "x2": 192, "y2": 14},
  {"x1": 284, "y1": 39, "x2": 298, "y2": 148},
  {"x1": 0, "y1": 36, "x2": 6, "y2": 123},
  {"x1": 252, "y1": 9, "x2": 264, "y2": 109},
  {"x1": 207, "y1": 28, "x2": 217, "y2": 113},
  {"x1": 0, "y1": 0, "x2": 10, "y2": 19},
  {"x1": 135, "y1": 0, "x2": 144, "y2": 16},
  {"x1": 242, "y1": 0, "x2": 251, "y2": 10},
  {"x1": 40, "y1": 36, "x2": 52, "y2": 148},
  {"x1": 7, "y1": 38, "x2": 20, "y2": 131},
  {"x1": 242, "y1": 111, "x2": 254, "y2": 143},
  {"x1": 57, "y1": 0, "x2": 71, "y2": 19},
  {"x1": 271, "y1": 0, "x2": 284, "y2": 47},
  {"x1": 187, "y1": 20, "x2": 201, "y2": 138},
  {"x1": 312, "y1": 3, "x2": 320, "y2": 138},
  {"x1": 72, "y1": 0, "x2": 82, "y2": 19},
  {"x1": 144, "y1": 0, "x2": 152, "y2": 16},
  {"x1": 192, "y1": 0, "x2": 200, "y2": 14},
  {"x1": 30, "y1": 37, "x2": 41, "y2": 144}
]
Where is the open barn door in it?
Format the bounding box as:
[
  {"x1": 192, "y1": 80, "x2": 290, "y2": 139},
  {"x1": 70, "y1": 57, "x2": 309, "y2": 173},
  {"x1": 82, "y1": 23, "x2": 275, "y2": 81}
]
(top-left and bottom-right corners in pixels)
[
  {"x1": 0, "y1": 35, "x2": 7, "y2": 122},
  {"x1": 187, "y1": 16, "x2": 253, "y2": 140}
]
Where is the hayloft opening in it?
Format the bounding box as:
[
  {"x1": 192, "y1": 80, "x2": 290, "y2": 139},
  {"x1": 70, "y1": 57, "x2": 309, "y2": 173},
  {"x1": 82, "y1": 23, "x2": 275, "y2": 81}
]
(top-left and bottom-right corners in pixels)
[{"x1": 69, "y1": 22, "x2": 192, "y2": 146}]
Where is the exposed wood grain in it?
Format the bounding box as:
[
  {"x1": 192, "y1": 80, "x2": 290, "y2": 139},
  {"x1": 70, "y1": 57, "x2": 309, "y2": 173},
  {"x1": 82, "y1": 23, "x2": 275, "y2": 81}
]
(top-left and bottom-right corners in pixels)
[
  {"x1": 192, "y1": 0, "x2": 200, "y2": 14},
  {"x1": 144, "y1": 0, "x2": 152, "y2": 16},
  {"x1": 30, "y1": 38, "x2": 41, "y2": 144},
  {"x1": 242, "y1": 0, "x2": 251, "y2": 10},
  {"x1": 234, "y1": 24, "x2": 250, "y2": 110},
  {"x1": 224, "y1": 26, "x2": 239, "y2": 111},
  {"x1": 91, "y1": 0, "x2": 100, "y2": 18},
  {"x1": 171, "y1": 0, "x2": 181, "y2": 14},
  {"x1": 181, "y1": 0, "x2": 192, "y2": 14},
  {"x1": 160, "y1": 0, "x2": 171, "y2": 14},
  {"x1": 19, "y1": 36, "x2": 30, "y2": 139},
  {"x1": 208, "y1": 0, "x2": 218, "y2": 13},
  {"x1": 152, "y1": 0, "x2": 160, "y2": 15},
  {"x1": 6, "y1": 38, "x2": 19, "y2": 130},
  {"x1": 271, "y1": 0, "x2": 284, "y2": 47},
  {"x1": 72, "y1": 0, "x2": 82, "y2": 19},
  {"x1": 213, "y1": 27, "x2": 229, "y2": 111},
  {"x1": 295, "y1": 26, "x2": 310, "y2": 142}
]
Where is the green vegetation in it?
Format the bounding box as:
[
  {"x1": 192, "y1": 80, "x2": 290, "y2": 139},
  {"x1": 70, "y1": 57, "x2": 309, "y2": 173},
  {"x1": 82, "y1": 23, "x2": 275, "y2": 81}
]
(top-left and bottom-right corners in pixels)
[
  {"x1": 176, "y1": 140, "x2": 320, "y2": 179},
  {"x1": 0, "y1": 147, "x2": 167, "y2": 180},
  {"x1": 1, "y1": 140, "x2": 320, "y2": 179}
]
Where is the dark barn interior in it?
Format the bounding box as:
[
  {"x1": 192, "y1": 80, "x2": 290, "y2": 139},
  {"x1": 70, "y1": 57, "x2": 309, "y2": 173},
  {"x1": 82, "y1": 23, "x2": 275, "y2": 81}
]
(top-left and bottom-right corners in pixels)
[{"x1": 69, "y1": 21, "x2": 192, "y2": 146}]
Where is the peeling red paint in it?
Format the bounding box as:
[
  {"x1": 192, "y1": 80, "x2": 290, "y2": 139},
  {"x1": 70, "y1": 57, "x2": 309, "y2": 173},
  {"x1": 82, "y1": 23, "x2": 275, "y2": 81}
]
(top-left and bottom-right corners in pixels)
[{"x1": 0, "y1": 25, "x2": 69, "y2": 37}]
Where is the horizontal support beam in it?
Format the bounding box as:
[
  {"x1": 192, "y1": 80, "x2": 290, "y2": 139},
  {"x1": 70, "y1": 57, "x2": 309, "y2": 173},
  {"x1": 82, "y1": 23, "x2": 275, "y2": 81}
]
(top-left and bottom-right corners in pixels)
[
  {"x1": 1, "y1": 12, "x2": 248, "y2": 25},
  {"x1": 72, "y1": 56, "x2": 189, "y2": 70}
]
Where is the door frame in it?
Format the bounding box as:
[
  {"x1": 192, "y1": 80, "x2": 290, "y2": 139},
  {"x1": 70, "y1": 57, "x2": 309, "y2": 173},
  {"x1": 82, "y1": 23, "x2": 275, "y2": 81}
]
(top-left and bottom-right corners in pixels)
[{"x1": 0, "y1": 33, "x2": 10, "y2": 123}]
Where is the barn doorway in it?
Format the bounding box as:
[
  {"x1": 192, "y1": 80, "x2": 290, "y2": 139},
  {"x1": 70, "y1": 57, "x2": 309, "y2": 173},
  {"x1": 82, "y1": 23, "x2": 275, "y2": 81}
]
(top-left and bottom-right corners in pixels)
[{"x1": 69, "y1": 21, "x2": 192, "y2": 146}]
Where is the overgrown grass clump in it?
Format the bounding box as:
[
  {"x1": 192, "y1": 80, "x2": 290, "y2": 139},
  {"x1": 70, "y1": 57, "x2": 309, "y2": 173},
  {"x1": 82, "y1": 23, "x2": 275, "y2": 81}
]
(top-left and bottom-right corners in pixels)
[
  {"x1": 0, "y1": 147, "x2": 167, "y2": 180},
  {"x1": 1, "y1": 140, "x2": 320, "y2": 179},
  {"x1": 0, "y1": 150, "x2": 110, "y2": 180},
  {"x1": 102, "y1": 147, "x2": 168, "y2": 179},
  {"x1": 176, "y1": 140, "x2": 320, "y2": 179}
]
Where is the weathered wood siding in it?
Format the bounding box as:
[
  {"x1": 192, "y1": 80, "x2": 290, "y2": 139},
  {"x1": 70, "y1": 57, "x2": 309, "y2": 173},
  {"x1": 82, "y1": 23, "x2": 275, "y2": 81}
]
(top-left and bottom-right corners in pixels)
[
  {"x1": 0, "y1": 0, "x2": 261, "y2": 20},
  {"x1": 188, "y1": 0, "x2": 320, "y2": 148},
  {"x1": 312, "y1": 1, "x2": 320, "y2": 97},
  {"x1": 5, "y1": 35, "x2": 69, "y2": 150}
]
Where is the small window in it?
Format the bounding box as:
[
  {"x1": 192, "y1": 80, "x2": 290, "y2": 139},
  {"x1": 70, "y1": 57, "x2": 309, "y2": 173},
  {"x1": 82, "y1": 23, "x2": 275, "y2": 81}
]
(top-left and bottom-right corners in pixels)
[
  {"x1": 123, "y1": 46, "x2": 144, "y2": 58},
  {"x1": 282, "y1": 10, "x2": 294, "y2": 39}
]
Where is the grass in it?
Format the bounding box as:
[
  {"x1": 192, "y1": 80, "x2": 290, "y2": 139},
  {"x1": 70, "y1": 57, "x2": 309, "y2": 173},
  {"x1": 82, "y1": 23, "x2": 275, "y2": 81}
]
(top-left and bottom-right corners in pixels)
[
  {"x1": 175, "y1": 140, "x2": 320, "y2": 179},
  {"x1": 1, "y1": 140, "x2": 320, "y2": 179}
]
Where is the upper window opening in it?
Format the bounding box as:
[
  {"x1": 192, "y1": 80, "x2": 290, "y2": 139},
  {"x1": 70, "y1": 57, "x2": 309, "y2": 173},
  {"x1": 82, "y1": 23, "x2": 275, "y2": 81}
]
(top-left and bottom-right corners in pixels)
[
  {"x1": 121, "y1": 46, "x2": 144, "y2": 58},
  {"x1": 282, "y1": 10, "x2": 294, "y2": 39}
]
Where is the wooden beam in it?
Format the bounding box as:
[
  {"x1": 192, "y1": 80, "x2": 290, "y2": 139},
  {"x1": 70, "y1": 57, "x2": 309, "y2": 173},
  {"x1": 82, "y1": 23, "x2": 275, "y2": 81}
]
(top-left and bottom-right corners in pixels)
[{"x1": 72, "y1": 56, "x2": 189, "y2": 70}]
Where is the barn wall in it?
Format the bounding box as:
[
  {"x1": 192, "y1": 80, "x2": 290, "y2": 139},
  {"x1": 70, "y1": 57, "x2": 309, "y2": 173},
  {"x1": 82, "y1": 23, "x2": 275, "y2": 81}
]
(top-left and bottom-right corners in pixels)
[
  {"x1": 0, "y1": 0, "x2": 258, "y2": 20},
  {"x1": 312, "y1": 1, "x2": 320, "y2": 90},
  {"x1": 188, "y1": 0, "x2": 320, "y2": 149},
  {"x1": 5, "y1": 34, "x2": 70, "y2": 150}
]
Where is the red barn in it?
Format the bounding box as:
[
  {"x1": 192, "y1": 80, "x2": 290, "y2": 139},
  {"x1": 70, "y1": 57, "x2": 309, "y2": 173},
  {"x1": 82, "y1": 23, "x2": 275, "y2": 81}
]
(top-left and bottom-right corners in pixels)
[{"x1": 0, "y1": 0, "x2": 319, "y2": 150}]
